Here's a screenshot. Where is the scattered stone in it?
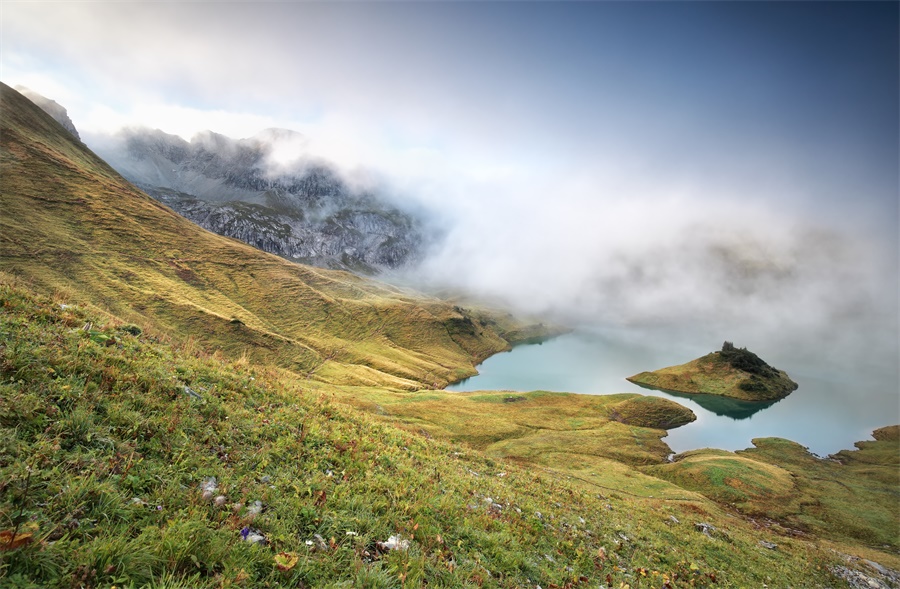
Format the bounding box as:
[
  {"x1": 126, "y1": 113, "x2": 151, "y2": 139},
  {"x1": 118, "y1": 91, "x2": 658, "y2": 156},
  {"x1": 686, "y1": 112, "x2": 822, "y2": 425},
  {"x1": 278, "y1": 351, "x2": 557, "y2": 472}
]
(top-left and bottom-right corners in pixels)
[
  {"x1": 214, "y1": 495, "x2": 227, "y2": 507},
  {"x1": 694, "y1": 522, "x2": 716, "y2": 536},
  {"x1": 259, "y1": 475, "x2": 271, "y2": 484},
  {"x1": 183, "y1": 386, "x2": 203, "y2": 401},
  {"x1": 377, "y1": 535, "x2": 410, "y2": 552},
  {"x1": 864, "y1": 560, "x2": 890, "y2": 576},
  {"x1": 668, "y1": 515, "x2": 680, "y2": 524},
  {"x1": 247, "y1": 500, "x2": 263, "y2": 516},
  {"x1": 312, "y1": 534, "x2": 329, "y2": 552},
  {"x1": 829, "y1": 565, "x2": 892, "y2": 589},
  {"x1": 759, "y1": 540, "x2": 778, "y2": 550},
  {"x1": 200, "y1": 477, "x2": 218, "y2": 501}
]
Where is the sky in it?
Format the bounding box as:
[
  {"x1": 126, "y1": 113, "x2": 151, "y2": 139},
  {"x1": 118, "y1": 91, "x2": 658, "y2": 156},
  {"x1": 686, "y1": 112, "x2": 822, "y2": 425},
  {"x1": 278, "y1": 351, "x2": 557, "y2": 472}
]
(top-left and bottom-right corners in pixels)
[{"x1": 2, "y1": 1, "x2": 899, "y2": 368}]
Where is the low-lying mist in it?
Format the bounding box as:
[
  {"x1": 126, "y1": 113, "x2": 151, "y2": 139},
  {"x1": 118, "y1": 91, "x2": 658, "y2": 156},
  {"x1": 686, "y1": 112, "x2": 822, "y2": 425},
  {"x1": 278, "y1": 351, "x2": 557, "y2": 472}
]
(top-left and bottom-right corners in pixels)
[
  {"x1": 83, "y1": 122, "x2": 897, "y2": 377},
  {"x1": 396, "y1": 173, "x2": 898, "y2": 376}
]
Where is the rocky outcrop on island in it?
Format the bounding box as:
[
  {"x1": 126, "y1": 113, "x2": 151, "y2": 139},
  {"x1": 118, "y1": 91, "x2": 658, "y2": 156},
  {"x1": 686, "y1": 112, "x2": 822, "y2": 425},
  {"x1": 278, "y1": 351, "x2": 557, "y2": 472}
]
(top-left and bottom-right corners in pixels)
[{"x1": 627, "y1": 341, "x2": 798, "y2": 402}]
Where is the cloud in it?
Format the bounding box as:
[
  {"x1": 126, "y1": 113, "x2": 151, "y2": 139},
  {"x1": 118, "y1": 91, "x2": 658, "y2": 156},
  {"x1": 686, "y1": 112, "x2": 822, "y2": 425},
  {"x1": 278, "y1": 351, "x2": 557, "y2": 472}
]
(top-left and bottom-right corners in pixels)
[
  {"x1": 5, "y1": 1, "x2": 896, "y2": 371},
  {"x1": 401, "y1": 168, "x2": 897, "y2": 371}
]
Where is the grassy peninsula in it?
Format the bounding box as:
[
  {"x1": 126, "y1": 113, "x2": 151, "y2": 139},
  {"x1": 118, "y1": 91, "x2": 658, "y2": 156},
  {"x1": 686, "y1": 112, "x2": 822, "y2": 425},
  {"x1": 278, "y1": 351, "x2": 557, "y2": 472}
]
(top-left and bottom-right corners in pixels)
[
  {"x1": 626, "y1": 342, "x2": 799, "y2": 402},
  {"x1": 2, "y1": 83, "x2": 898, "y2": 588}
]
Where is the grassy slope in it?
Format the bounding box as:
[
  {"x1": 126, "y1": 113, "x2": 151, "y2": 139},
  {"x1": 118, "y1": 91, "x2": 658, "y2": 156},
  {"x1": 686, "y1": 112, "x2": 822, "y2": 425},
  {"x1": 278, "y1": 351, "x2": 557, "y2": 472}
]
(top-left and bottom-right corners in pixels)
[
  {"x1": 626, "y1": 352, "x2": 797, "y2": 402},
  {"x1": 0, "y1": 281, "x2": 876, "y2": 588},
  {"x1": 644, "y1": 433, "x2": 900, "y2": 556},
  {"x1": 2, "y1": 82, "x2": 898, "y2": 587},
  {"x1": 0, "y1": 82, "x2": 547, "y2": 390}
]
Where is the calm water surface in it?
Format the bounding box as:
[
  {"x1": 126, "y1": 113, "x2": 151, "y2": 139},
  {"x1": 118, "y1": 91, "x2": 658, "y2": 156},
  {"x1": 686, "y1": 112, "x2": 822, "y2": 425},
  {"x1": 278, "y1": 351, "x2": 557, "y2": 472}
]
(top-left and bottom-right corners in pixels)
[{"x1": 447, "y1": 330, "x2": 899, "y2": 456}]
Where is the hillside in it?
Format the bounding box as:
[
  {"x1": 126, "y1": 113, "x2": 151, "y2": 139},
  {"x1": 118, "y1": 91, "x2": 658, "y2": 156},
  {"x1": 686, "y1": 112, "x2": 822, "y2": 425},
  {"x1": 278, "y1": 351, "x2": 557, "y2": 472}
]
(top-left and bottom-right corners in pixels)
[
  {"x1": 2, "y1": 81, "x2": 898, "y2": 588},
  {"x1": 626, "y1": 342, "x2": 799, "y2": 402},
  {"x1": 0, "y1": 82, "x2": 545, "y2": 390},
  {"x1": 4, "y1": 278, "x2": 899, "y2": 589}
]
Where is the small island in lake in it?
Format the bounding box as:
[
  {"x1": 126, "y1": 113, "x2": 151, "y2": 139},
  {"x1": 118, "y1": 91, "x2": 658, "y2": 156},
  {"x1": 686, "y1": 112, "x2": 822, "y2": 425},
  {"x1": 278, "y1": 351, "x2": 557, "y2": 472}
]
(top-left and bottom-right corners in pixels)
[{"x1": 627, "y1": 341, "x2": 799, "y2": 402}]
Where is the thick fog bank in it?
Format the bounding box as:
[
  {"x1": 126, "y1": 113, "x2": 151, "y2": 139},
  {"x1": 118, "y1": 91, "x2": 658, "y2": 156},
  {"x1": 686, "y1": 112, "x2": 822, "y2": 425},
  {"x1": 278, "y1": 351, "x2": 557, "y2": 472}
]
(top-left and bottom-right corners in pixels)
[{"x1": 398, "y1": 176, "x2": 898, "y2": 377}]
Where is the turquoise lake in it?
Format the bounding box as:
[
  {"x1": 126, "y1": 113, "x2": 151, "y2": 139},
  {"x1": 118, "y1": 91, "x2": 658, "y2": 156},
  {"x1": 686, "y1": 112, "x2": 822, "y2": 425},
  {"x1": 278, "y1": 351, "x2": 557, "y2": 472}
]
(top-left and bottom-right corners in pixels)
[{"x1": 446, "y1": 330, "x2": 900, "y2": 456}]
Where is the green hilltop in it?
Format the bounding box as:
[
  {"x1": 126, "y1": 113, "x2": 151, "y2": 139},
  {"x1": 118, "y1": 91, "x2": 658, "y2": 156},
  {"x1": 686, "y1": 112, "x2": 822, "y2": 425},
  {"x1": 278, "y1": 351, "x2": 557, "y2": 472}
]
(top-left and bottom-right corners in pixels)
[
  {"x1": 626, "y1": 342, "x2": 799, "y2": 402},
  {"x1": 2, "y1": 83, "x2": 898, "y2": 588}
]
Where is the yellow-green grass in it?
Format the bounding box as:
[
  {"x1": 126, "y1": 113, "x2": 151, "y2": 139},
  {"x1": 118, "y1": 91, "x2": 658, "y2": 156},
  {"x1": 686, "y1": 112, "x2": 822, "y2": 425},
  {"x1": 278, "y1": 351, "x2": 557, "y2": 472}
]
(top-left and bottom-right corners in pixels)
[
  {"x1": 643, "y1": 450, "x2": 795, "y2": 511},
  {"x1": 326, "y1": 388, "x2": 694, "y2": 465},
  {"x1": 627, "y1": 351, "x2": 797, "y2": 401},
  {"x1": 0, "y1": 277, "x2": 883, "y2": 588}
]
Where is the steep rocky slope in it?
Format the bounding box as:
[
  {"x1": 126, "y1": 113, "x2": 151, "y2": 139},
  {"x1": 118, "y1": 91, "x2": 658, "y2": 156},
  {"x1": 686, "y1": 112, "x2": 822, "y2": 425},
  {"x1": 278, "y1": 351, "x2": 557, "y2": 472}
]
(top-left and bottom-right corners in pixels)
[{"x1": 91, "y1": 126, "x2": 424, "y2": 273}]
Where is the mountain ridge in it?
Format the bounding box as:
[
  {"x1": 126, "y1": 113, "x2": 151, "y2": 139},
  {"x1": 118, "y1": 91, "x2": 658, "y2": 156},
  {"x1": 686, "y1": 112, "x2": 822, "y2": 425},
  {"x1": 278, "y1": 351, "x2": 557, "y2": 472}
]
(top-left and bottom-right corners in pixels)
[
  {"x1": 13, "y1": 85, "x2": 81, "y2": 140},
  {"x1": 90, "y1": 123, "x2": 425, "y2": 274}
]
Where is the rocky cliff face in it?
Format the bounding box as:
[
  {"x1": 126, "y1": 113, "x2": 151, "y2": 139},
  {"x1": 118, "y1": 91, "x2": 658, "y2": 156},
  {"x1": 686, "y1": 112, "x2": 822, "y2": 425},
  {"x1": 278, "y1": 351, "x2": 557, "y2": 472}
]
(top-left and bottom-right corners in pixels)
[
  {"x1": 16, "y1": 86, "x2": 81, "y2": 140},
  {"x1": 91, "y1": 127, "x2": 425, "y2": 274}
]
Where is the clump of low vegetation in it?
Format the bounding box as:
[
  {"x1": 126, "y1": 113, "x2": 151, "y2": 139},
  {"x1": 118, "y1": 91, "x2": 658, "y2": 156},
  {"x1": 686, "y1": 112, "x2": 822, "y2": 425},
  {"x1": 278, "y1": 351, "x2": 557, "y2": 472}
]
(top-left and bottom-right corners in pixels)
[{"x1": 719, "y1": 342, "x2": 776, "y2": 378}]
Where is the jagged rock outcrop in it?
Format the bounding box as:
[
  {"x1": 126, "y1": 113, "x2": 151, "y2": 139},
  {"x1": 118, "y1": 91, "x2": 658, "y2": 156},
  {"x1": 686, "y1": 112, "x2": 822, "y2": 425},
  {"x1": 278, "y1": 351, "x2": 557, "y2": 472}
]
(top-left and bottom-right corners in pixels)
[
  {"x1": 92, "y1": 127, "x2": 425, "y2": 274},
  {"x1": 16, "y1": 86, "x2": 80, "y2": 140}
]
